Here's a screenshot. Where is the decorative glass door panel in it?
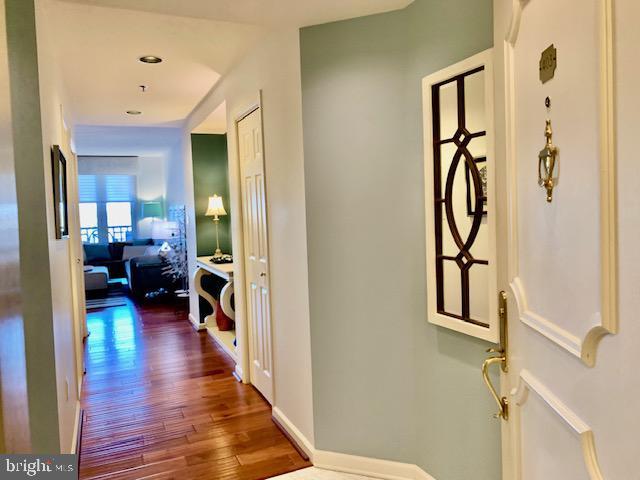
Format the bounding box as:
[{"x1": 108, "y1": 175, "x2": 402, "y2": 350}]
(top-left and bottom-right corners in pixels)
[{"x1": 423, "y1": 50, "x2": 498, "y2": 342}]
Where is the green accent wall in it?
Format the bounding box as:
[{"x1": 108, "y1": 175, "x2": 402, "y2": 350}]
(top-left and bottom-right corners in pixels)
[
  {"x1": 191, "y1": 134, "x2": 232, "y2": 257},
  {"x1": 300, "y1": 1, "x2": 499, "y2": 479}
]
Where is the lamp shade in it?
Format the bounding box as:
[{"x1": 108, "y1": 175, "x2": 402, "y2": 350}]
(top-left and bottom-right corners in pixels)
[
  {"x1": 205, "y1": 195, "x2": 227, "y2": 217},
  {"x1": 141, "y1": 201, "x2": 162, "y2": 218}
]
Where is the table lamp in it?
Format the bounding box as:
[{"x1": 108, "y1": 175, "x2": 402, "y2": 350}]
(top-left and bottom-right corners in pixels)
[{"x1": 205, "y1": 195, "x2": 227, "y2": 258}]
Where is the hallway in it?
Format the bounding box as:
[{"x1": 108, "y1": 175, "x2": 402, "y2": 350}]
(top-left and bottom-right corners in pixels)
[{"x1": 79, "y1": 299, "x2": 310, "y2": 479}]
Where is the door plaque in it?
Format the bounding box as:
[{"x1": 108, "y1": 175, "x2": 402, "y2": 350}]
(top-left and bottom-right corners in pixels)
[{"x1": 539, "y1": 44, "x2": 557, "y2": 83}]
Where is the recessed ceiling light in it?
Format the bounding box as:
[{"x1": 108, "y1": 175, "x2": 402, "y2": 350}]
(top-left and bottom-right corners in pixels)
[
  {"x1": 126, "y1": 110, "x2": 142, "y2": 115},
  {"x1": 139, "y1": 55, "x2": 162, "y2": 64}
]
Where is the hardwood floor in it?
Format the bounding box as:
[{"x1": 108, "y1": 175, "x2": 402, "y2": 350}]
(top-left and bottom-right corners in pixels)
[{"x1": 79, "y1": 297, "x2": 310, "y2": 480}]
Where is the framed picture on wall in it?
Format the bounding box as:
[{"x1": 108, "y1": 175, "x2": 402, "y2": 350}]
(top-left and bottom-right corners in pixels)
[
  {"x1": 51, "y1": 145, "x2": 69, "y2": 239},
  {"x1": 465, "y1": 156, "x2": 488, "y2": 216}
]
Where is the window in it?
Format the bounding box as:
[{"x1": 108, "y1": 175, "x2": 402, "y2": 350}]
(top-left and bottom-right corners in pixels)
[
  {"x1": 106, "y1": 202, "x2": 132, "y2": 242},
  {"x1": 79, "y1": 202, "x2": 99, "y2": 243},
  {"x1": 79, "y1": 174, "x2": 137, "y2": 244}
]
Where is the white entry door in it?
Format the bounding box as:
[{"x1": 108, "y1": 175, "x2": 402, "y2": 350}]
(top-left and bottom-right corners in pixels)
[
  {"x1": 237, "y1": 107, "x2": 274, "y2": 404},
  {"x1": 498, "y1": 0, "x2": 620, "y2": 478}
]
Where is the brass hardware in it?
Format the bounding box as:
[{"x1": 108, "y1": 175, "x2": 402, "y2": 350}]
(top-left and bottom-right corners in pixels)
[
  {"x1": 482, "y1": 355, "x2": 509, "y2": 420},
  {"x1": 539, "y1": 44, "x2": 557, "y2": 84},
  {"x1": 481, "y1": 291, "x2": 509, "y2": 420},
  {"x1": 498, "y1": 291, "x2": 508, "y2": 373},
  {"x1": 538, "y1": 119, "x2": 558, "y2": 202}
]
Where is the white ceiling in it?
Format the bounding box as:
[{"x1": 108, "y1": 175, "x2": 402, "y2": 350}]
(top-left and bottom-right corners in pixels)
[
  {"x1": 192, "y1": 102, "x2": 227, "y2": 134},
  {"x1": 58, "y1": 0, "x2": 413, "y2": 28},
  {"x1": 43, "y1": 0, "x2": 264, "y2": 128},
  {"x1": 73, "y1": 125, "x2": 183, "y2": 156},
  {"x1": 46, "y1": 0, "x2": 412, "y2": 148}
]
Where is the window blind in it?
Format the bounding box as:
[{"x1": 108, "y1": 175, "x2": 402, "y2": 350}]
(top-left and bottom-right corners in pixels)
[
  {"x1": 79, "y1": 174, "x2": 135, "y2": 202},
  {"x1": 78, "y1": 175, "x2": 97, "y2": 202}
]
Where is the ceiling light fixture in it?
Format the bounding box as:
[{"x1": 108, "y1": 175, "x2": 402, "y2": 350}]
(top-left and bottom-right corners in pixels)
[
  {"x1": 139, "y1": 55, "x2": 162, "y2": 64},
  {"x1": 126, "y1": 110, "x2": 142, "y2": 115}
]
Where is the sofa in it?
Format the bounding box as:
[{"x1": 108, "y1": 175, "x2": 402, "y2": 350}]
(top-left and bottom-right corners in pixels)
[
  {"x1": 83, "y1": 239, "x2": 154, "y2": 278},
  {"x1": 125, "y1": 253, "x2": 179, "y2": 299},
  {"x1": 84, "y1": 265, "x2": 109, "y2": 297},
  {"x1": 83, "y1": 240, "x2": 178, "y2": 299}
]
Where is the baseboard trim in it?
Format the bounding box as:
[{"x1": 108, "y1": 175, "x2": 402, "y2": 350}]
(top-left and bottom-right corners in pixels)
[
  {"x1": 188, "y1": 313, "x2": 206, "y2": 331},
  {"x1": 271, "y1": 407, "x2": 436, "y2": 480},
  {"x1": 271, "y1": 407, "x2": 315, "y2": 461},
  {"x1": 69, "y1": 402, "x2": 83, "y2": 455},
  {"x1": 272, "y1": 414, "x2": 310, "y2": 461},
  {"x1": 314, "y1": 450, "x2": 436, "y2": 480}
]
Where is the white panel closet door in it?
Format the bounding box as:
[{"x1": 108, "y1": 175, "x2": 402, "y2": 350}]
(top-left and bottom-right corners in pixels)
[
  {"x1": 238, "y1": 107, "x2": 274, "y2": 404},
  {"x1": 500, "y1": 0, "x2": 617, "y2": 478}
]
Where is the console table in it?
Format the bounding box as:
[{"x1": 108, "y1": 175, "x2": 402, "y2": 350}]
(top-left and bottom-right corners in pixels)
[{"x1": 194, "y1": 256, "x2": 237, "y2": 364}]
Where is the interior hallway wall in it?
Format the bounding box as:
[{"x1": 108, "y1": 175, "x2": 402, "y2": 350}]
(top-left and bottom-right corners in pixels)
[
  {"x1": 300, "y1": 1, "x2": 499, "y2": 478},
  {"x1": 164, "y1": 134, "x2": 199, "y2": 321},
  {"x1": 34, "y1": 0, "x2": 81, "y2": 453},
  {"x1": 4, "y1": 0, "x2": 82, "y2": 453},
  {"x1": 0, "y1": 0, "x2": 31, "y2": 453},
  {"x1": 187, "y1": 28, "x2": 315, "y2": 443}
]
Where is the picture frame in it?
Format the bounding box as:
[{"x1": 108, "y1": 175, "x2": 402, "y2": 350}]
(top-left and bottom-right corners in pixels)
[
  {"x1": 51, "y1": 145, "x2": 69, "y2": 239},
  {"x1": 465, "y1": 156, "x2": 488, "y2": 216}
]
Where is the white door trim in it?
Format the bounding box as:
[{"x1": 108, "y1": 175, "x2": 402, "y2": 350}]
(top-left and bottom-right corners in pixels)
[{"x1": 504, "y1": 0, "x2": 617, "y2": 367}]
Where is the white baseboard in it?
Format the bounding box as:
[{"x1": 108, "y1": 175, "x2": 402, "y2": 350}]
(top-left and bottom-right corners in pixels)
[
  {"x1": 69, "y1": 401, "x2": 82, "y2": 454},
  {"x1": 314, "y1": 450, "x2": 436, "y2": 480},
  {"x1": 271, "y1": 407, "x2": 436, "y2": 480},
  {"x1": 188, "y1": 313, "x2": 206, "y2": 331},
  {"x1": 272, "y1": 406, "x2": 315, "y2": 460}
]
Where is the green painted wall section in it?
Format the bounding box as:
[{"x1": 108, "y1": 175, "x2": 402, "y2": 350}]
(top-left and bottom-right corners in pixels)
[
  {"x1": 300, "y1": 1, "x2": 499, "y2": 479},
  {"x1": 190, "y1": 134, "x2": 232, "y2": 257}
]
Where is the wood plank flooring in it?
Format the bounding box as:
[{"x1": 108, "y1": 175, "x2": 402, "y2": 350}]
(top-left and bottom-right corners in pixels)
[{"x1": 79, "y1": 297, "x2": 310, "y2": 480}]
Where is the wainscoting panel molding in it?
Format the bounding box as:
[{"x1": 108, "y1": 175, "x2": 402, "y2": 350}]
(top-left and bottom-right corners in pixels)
[
  {"x1": 511, "y1": 370, "x2": 605, "y2": 480},
  {"x1": 504, "y1": 0, "x2": 617, "y2": 367}
]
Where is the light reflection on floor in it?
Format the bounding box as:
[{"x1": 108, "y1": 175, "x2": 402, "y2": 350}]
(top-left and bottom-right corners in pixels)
[{"x1": 86, "y1": 299, "x2": 139, "y2": 369}]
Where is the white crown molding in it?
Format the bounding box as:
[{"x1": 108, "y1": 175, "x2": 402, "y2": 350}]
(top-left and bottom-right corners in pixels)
[
  {"x1": 511, "y1": 370, "x2": 604, "y2": 480},
  {"x1": 504, "y1": 0, "x2": 617, "y2": 367},
  {"x1": 272, "y1": 407, "x2": 437, "y2": 480}
]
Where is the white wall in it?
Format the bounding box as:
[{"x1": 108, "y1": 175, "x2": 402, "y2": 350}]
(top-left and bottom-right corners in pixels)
[
  {"x1": 164, "y1": 135, "x2": 198, "y2": 319},
  {"x1": 28, "y1": 0, "x2": 81, "y2": 453},
  {"x1": 186, "y1": 28, "x2": 315, "y2": 443}
]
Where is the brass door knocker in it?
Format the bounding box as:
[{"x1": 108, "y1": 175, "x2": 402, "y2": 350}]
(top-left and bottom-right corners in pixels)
[{"x1": 538, "y1": 119, "x2": 558, "y2": 202}]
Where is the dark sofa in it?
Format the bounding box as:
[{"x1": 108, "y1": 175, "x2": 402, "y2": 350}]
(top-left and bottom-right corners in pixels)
[
  {"x1": 125, "y1": 255, "x2": 179, "y2": 299},
  {"x1": 83, "y1": 239, "x2": 154, "y2": 278},
  {"x1": 84, "y1": 240, "x2": 178, "y2": 298}
]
